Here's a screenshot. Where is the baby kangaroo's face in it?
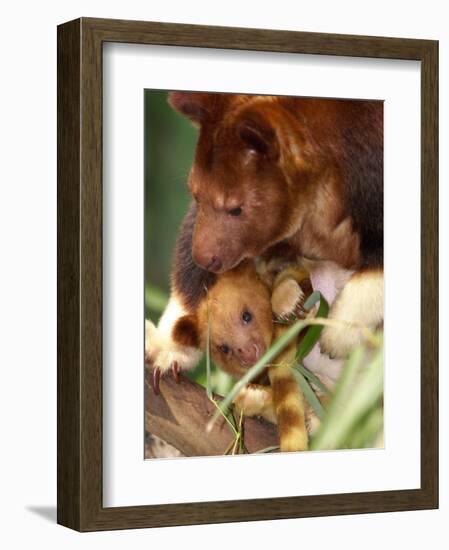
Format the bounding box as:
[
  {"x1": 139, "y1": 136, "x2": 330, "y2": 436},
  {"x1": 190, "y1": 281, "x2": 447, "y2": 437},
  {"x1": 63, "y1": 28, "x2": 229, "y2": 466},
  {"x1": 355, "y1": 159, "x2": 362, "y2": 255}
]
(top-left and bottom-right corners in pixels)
[{"x1": 198, "y1": 266, "x2": 274, "y2": 379}]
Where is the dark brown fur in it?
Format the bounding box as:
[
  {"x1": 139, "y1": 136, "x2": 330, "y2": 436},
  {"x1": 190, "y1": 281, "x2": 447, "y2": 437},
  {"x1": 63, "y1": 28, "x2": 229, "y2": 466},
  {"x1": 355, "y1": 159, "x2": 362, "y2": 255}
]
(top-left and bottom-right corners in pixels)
[
  {"x1": 172, "y1": 314, "x2": 200, "y2": 348},
  {"x1": 275, "y1": 406, "x2": 304, "y2": 430},
  {"x1": 271, "y1": 376, "x2": 299, "y2": 400},
  {"x1": 171, "y1": 203, "x2": 216, "y2": 311}
]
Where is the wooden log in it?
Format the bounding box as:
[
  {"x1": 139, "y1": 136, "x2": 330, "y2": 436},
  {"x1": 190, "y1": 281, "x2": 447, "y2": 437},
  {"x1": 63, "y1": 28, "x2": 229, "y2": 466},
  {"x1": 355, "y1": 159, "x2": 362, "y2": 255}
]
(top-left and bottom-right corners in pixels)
[{"x1": 145, "y1": 367, "x2": 279, "y2": 457}]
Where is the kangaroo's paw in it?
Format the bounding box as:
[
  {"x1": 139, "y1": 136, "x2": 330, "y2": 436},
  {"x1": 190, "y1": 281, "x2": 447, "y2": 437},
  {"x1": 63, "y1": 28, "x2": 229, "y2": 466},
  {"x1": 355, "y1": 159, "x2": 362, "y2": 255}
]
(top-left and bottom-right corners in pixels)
[
  {"x1": 319, "y1": 269, "x2": 384, "y2": 359},
  {"x1": 145, "y1": 295, "x2": 203, "y2": 394},
  {"x1": 320, "y1": 323, "x2": 366, "y2": 359},
  {"x1": 233, "y1": 384, "x2": 276, "y2": 424},
  {"x1": 152, "y1": 347, "x2": 202, "y2": 374},
  {"x1": 271, "y1": 278, "x2": 304, "y2": 320},
  {"x1": 145, "y1": 319, "x2": 202, "y2": 395},
  {"x1": 144, "y1": 319, "x2": 159, "y2": 365},
  {"x1": 149, "y1": 346, "x2": 202, "y2": 395}
]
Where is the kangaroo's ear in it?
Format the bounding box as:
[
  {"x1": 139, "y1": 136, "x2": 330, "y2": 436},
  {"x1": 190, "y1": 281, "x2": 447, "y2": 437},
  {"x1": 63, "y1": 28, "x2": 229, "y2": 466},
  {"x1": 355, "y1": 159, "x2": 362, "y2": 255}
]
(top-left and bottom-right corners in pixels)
[
  {"x1": 172, "y1": 314, "x2": 200, "y2": 348},
  {"x1": 236, "y1": 109, "x2": 279, "y2": 160},
  {"x1": 168, "y1": 92, "x2": 217, "y2": 125}
]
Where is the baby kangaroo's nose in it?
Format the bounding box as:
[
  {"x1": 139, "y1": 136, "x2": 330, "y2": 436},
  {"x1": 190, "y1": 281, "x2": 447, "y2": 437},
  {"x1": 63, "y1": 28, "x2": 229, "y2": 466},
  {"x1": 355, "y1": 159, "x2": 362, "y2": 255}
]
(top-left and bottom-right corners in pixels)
[{"x1": 238, "y1": 343, "x2": 261, "y2": 366}]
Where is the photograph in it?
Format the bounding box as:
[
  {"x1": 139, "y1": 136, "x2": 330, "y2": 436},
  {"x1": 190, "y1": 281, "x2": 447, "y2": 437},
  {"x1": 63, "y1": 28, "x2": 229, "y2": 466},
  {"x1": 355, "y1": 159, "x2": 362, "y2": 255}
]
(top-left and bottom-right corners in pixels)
[{"x1": 144, "y1": 90, "x2": 384, "y2": 458}]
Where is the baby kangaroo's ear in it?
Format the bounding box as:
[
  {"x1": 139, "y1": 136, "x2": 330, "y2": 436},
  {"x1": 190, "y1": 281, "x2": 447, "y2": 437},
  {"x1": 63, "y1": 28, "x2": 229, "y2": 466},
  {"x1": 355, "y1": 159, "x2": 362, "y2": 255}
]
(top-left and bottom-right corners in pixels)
[{"x1": 172, "y1": 314, "x2": 200, "y2": 348}]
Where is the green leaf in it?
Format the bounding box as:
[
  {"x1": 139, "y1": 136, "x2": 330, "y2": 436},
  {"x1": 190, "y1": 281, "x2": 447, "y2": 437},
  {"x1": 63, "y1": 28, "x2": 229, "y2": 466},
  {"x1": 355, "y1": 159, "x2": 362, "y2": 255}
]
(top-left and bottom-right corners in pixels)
[
  {"x1": 311, "y1": 343, "x2": 383, "y2": 450},
  {"x1": 303, "y1": 290, "x2": 322, "y2": 310},
  {"x1": 291, "y1": 367, "x2": 326, "y2": 419},
  {"x1": 295, "y1": 364, "x2": 331, "y2": 396},
  {"x1": 346, "y1": 406, "x2": 384, "y2": 449},
  {"x1": 296, "y1": 292, "x2": 329, "y2": 361}
]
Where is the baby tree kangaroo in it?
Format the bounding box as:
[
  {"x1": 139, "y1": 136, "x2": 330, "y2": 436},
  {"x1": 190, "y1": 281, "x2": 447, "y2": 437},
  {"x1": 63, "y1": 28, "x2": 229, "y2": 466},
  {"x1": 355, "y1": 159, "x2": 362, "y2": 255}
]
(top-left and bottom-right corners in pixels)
[
  {"x1": 146, "y1": 92, "x2": 383, "y2": 383},
  {"x1": 148, "y1": 260, "x2": 320, "y2": 452}
]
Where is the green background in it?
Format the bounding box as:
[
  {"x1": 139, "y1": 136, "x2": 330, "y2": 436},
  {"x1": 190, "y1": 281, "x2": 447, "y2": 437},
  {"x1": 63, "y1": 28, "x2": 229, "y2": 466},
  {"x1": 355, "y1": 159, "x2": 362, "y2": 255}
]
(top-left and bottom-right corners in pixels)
[
  {"x1": 144, "y1": 89, "x2": 196, "y2": 319},
  {"x1": 144, "y1": 90, "x2": 233, "y2": 392}
]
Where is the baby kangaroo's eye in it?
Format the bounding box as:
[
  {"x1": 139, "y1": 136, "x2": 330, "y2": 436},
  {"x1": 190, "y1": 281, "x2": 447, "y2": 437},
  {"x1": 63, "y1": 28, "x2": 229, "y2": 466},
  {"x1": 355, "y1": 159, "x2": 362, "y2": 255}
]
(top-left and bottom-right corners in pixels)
[
  {"x1": 228, "y1": 206, "x2": 242, "y2": 217},
  {"x1": 242, "y1": 310, "x2": 252, "y2": 324},
  {"x1": 219, "y1": 344, "x2": 230, "y2": 355}
]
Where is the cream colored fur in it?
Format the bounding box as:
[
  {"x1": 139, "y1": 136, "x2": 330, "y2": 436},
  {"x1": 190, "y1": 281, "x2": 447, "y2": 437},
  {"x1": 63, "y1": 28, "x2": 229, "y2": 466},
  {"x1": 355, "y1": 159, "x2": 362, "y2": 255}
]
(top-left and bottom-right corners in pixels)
[
  {"x1": 271, "y1": 278, "x2": 304, "y2": 319},
  {"x1": 145, "y1": 294, "x2": 203, "y2": 372},
  {"x1": 233, "y1": 384, "x2": 277, "y2": 424},
  {"x1": 320, "y1": 270, "x2": 384, "y2": 358}
]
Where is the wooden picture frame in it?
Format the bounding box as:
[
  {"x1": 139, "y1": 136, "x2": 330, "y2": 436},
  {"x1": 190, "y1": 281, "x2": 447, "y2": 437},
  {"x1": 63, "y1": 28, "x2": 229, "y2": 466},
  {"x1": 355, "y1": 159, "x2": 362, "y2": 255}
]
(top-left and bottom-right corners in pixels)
[{"x1": 57, "y1": 17, "x2": 438, "y2": 531}]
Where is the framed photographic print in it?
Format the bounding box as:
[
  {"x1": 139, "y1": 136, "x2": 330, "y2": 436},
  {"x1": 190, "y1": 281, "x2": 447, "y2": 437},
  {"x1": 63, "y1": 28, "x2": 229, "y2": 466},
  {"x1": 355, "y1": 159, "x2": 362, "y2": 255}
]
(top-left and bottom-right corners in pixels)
[{"x1": 57, "y1": 17, "x2": 438, "y2": 531}]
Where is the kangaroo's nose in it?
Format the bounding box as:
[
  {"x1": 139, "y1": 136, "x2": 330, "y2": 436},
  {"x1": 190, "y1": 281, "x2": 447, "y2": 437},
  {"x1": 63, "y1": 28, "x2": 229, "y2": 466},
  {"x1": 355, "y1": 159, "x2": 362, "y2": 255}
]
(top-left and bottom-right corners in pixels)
[
  {"x1": 238, "y1": 343, "x2": 261, "y2": 366},
  {"x1": 206, "y1": 256, "x2": 223, "y2": 272},
  {"x1": 192, "y1": 249, "x2": 223, "y2": 273}
]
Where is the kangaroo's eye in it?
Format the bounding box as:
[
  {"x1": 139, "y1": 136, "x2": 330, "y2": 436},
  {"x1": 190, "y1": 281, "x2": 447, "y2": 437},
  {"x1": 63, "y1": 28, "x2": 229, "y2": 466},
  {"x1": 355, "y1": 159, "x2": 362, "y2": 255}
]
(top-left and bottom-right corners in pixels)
[
  {"x1": 219, "y1": 344, "x2": 230, "y2": 355},
  {"x1": 228, "y1": 206, "x2": 242, "y2": 217},
  {"x1": 242, "y1": 310, "x2": 252, "y2": 324}
]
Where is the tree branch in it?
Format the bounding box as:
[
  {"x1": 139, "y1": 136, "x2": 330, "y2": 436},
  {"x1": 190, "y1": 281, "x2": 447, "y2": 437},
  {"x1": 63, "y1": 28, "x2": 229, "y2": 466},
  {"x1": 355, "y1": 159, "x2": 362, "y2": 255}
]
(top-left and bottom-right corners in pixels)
[{"x1": 145, "y1": 367, "x2": 279, "y2": 457}]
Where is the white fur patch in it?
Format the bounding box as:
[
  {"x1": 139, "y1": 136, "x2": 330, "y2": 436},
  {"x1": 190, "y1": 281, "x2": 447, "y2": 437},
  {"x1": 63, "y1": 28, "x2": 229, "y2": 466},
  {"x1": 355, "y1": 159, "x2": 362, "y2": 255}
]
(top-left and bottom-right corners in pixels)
[
  {"x1": 157, "y1": 293, "x2": 187, "y2": 334},
  {"x1": 145, "y1": 294, "x2": 203, "y2": 372},
  {"x1": 320, "y1": 270, "x2": 384, "y2": 358}
]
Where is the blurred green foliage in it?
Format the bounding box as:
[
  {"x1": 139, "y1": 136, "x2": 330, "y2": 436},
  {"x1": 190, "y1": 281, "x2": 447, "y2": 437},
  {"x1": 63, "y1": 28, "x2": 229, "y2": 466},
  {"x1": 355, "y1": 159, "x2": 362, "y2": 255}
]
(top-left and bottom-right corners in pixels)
[{"x1": 144, "y1": 90, "x2": 197, "y2": 322}]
